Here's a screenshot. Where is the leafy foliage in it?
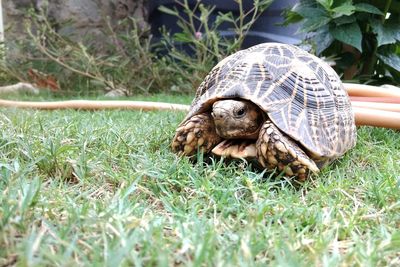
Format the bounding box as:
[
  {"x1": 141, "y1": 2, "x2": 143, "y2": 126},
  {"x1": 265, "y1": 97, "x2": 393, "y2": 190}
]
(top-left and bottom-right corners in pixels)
[
  {"x1": 283, "y1": 0, "x2": 400, "y2": 85},
  {"x1": 1, "y1": 0, "x2": 273, "y2": 95},
  {"x1": 157, "y1": 0, "x2": 273, "y2": 92},
  {"x1": 0, "y1": 10, "x2": 165, "y2": 95}
]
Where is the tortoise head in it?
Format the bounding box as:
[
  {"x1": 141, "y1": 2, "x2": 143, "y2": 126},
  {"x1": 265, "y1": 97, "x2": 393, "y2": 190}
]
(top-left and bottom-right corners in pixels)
[{"x1": 211, "y1": 99, "x2": 264, "y2": 140}]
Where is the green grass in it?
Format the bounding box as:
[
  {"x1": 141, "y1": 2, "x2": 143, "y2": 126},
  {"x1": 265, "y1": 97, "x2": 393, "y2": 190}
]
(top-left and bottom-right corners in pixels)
[
  {"x1": 1, "y1": 95, "x2": 400, "y2": 266},
  {"x1": 0, "y1": 91, "x2": 194, "y2": 104}
]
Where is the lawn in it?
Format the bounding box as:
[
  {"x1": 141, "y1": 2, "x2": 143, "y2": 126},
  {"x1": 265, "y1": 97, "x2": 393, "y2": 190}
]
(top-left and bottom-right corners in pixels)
[{"x1": 0, "y1": 95, "x2": 399, "y2": 266}]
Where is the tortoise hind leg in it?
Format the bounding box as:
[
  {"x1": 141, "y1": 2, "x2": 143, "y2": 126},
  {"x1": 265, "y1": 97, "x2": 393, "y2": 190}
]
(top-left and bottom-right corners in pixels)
[
  {"x1": 172, "y1": 113, "x2": 221, "y2": 156},
  {"x1": 256, "y1": 120, "x2": 319, "y2": 181}
]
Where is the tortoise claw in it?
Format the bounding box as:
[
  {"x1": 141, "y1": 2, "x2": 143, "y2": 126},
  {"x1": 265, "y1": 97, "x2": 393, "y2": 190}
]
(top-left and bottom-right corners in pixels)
[
  {"x1": 171, "y1": 113, "x2": 221, "y2": 156},
  {"x1": 257, "y1": 120, "x2": 319, "y2": 181}
]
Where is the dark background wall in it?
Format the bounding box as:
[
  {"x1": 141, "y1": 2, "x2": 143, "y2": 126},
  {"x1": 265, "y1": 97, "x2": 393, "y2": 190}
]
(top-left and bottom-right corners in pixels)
[
  {"x1": 3, "y1": 0, "x2": 301, "y2": 50},
  {"x1": 3, "y1": 0, "x2": 149, "y2": 44}
]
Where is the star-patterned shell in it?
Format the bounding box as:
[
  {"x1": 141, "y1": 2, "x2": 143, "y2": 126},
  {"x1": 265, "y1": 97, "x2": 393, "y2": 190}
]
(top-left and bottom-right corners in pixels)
[{"x1": 184, "y1": 43, "x2": 357, "y2": 158}]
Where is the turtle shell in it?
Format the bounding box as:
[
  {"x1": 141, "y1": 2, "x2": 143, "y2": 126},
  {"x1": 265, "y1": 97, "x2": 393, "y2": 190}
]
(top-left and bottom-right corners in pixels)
[{"x1": 184, "y1": 43, "x2": 357, "y2": 158}]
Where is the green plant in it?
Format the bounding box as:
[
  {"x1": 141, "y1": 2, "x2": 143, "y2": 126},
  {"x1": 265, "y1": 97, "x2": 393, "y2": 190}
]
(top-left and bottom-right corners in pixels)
[
  {"x1": 158, "y1": 0, "x2": 274, "y2": 91},
  {"x1": 1, "y1": 7, "x2": 177, "y2": 95},
  {"x1": 283, "y1": 0, "x2": 400, "y2": 85},
  {"x1": 1, "y1": 1, "x2": 273, "y2": 95},
  {"x1": 28, "y1": 11, "x2": 168, "y2": 94}
]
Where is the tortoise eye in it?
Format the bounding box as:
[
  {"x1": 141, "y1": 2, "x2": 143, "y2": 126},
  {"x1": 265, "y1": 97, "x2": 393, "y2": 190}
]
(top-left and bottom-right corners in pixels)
[{"x1": 236, "y1": 108, "x2": 246, "y2": 117}]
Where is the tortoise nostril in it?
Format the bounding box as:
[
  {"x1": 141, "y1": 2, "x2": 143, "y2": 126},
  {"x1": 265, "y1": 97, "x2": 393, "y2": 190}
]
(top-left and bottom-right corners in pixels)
[{"x1": 212, "y1": 112, "x2": 224, "y2": 119}]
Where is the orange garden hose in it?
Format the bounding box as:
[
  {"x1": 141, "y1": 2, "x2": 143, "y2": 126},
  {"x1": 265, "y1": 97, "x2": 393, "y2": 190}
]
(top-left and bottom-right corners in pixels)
[
  {"x1": 350, "y1": 101, "x2": 400, "y2": 112},
  {"x1": 0, "y1": 98, "x2": 399, "y2": 129},
  {"x1": 0, "y1": 83, "x2": 399, "y2": 129},
  {"x1": 352, "y1": 107, "x2": 400, "y2": 129},
  {"x1": 343, "y1": 83, "x2": 400, "y2": 98},
  {"x1": 350, "y1": 96, "x2": 400, "y2": 104},
  {"x1": 0, "y1": 99, "x2": 190, "y2": 111}
]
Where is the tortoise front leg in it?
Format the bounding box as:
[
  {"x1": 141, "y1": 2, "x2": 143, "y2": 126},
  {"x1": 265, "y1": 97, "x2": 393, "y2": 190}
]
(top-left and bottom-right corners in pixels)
[
  {"x1": 256, "y1": 120, "x2": 319, "y2": 181},
  {"x1": 171, "y1": 113, "x2": 222, "y2": 156}
]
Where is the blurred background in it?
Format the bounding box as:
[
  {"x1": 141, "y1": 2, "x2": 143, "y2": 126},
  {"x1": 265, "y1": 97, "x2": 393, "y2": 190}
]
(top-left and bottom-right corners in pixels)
[{"x1": 1, "y1": 0, "x2": 399, "y2": 96}]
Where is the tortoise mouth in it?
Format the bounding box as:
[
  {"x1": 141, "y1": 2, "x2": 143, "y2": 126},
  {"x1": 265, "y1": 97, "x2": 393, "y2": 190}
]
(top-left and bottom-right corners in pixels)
[{"x1": 211, "y1": 139, "x2": 257, "y2": 159}]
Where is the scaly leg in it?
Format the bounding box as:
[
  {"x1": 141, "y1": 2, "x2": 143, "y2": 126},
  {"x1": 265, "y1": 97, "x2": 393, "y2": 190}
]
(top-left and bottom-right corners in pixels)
[
  {"x1": 256, "y1": 120, "x2": 319, "y2": 181},
  {"x1": 171, "y1": 113, "x2": 222, "y2": 156}
]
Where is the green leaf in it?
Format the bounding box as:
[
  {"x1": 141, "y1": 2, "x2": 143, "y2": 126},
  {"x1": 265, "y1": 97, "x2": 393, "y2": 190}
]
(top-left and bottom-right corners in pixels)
[
  {"x1": 389, "y1": 231, "x2": 400, "y2": 250},
  {"x1": 354, "y1": 3, "x2": 383, "y2": 15},
  {"x1": 316, "y1": 0, "x2": 333, "y2": 11},
  {"x1": 173, "y1": 32, "x2": 193, "y2": 43},
  {"x1": 314, "y1": 26, "x2": 334, "y2": 55},
  {"x1": 158, "y1": 5, "x2": 179, "y2": 16},
  {"x1": 377, "y1": 47, "x2": 400, "y2": 72},
  {"x1": 371, "y1": 19, "x2": 400, "y2": 46},
  {"x1": 281, "y1": 10, "x2": 303, "y2": 25},
  {"x1": 258, "y1": 0, "x2": 274, "y2": 12},
  {"x1": 332, "y1": 2, "x2": 355, "y2": 17},
  {"x1": 294, "y1": 6, "x2": 328, "y2": 18},
  {"x1": 330, "y1": 22, "x2": 362, "y2": 52},
  {"x1": 215, "y1": 12, "x2": 235, "y2": 25},
  {"x1": 299, "y1": 16, "x2": 331, "y2": 33},
  {"x1": 334, "y1": 15, "x2": 356, "y2": 26},
  {"x1": 283, "y1": 1, "x2": 329, "y2": 25}
]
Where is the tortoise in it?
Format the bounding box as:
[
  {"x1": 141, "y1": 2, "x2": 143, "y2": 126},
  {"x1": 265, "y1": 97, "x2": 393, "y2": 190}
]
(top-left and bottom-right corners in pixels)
[{"x1": 171, "y1": 43, "x2": 357, "y2": 180}]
